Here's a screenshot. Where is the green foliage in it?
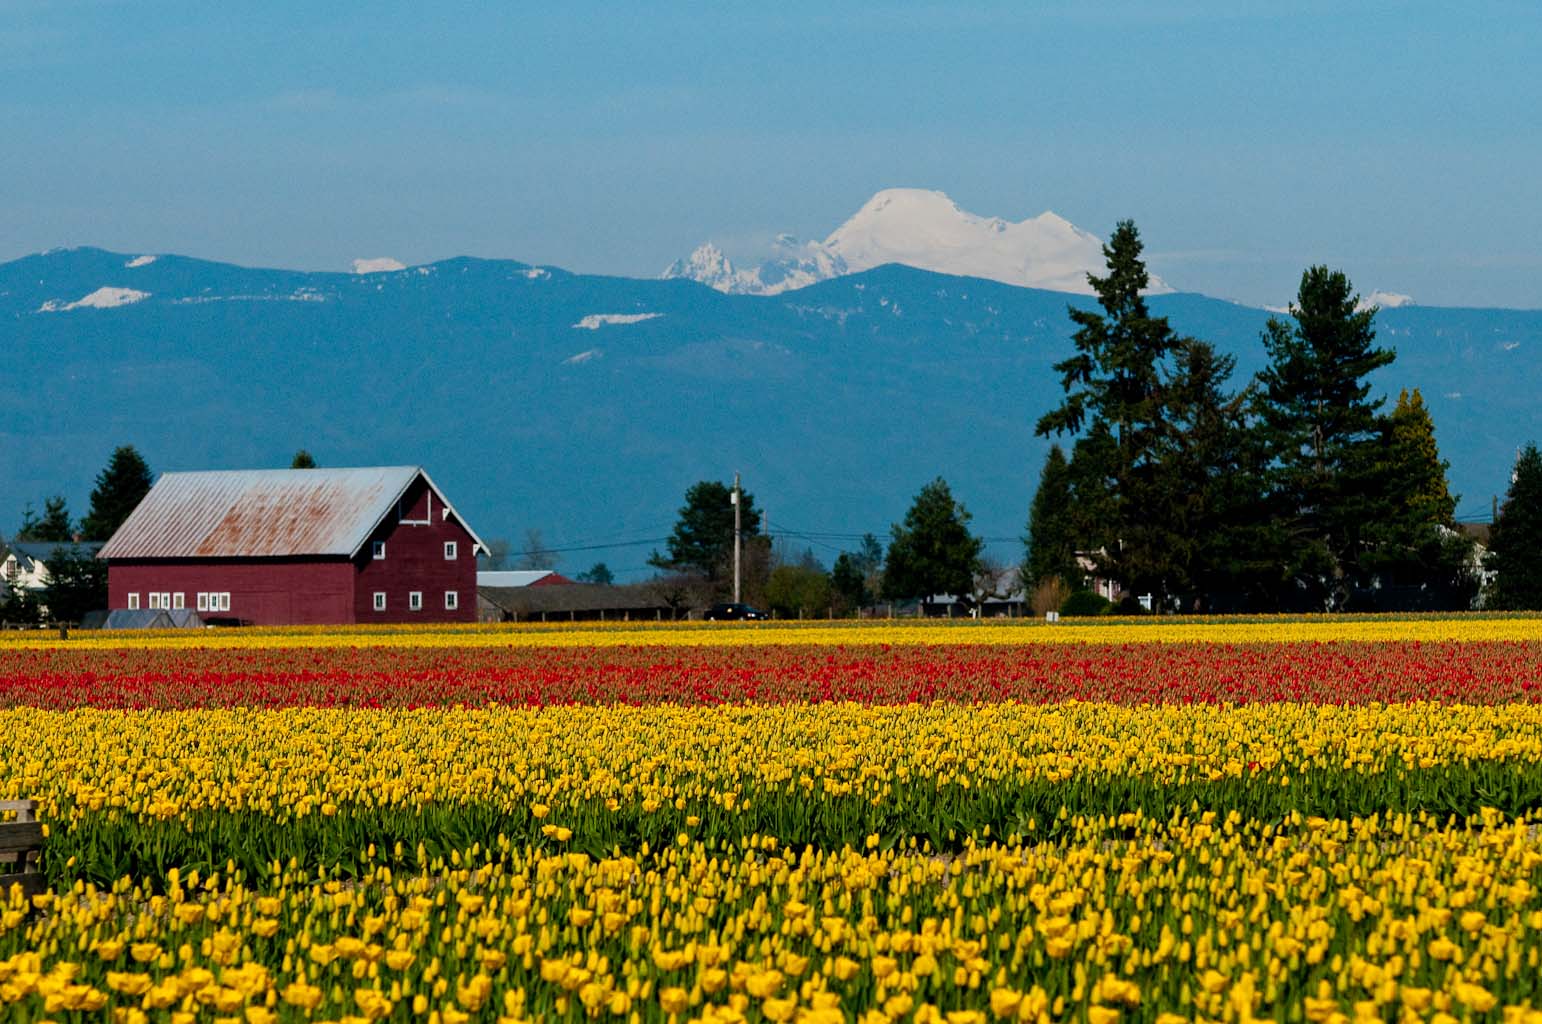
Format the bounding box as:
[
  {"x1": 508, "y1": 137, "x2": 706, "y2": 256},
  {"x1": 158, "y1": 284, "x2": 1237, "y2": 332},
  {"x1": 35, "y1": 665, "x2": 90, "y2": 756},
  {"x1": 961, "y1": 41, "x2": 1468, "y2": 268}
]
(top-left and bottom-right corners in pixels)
[
  {"x1": 830, "y1": 553, "x2": 868, "y2": 613},
  {"x1": 290, "y1": 450, "x2": 318, "y2": 469},
  {"x1": 1, "y1": 578, "x2": 43, "y2": 626},
  {"x1": 40, "y1": 547, "x2": 108, "y2": 623},
  {"x1": 1023, "y1": 445, "x2": 1078, "y2": 589},
  {"x1": 575, "y1": 562, "x2": 615, "y2": 585},
  {"x1": 1035, "y1": 221, "x2": 1197, "y2": 604},
  {"x1": 15, "y1": 496, "x2": 74, "y2": 542},
  {"x1": 650, "y1": 480, "x2": 762, "y2": 581},
  {"x1": 881, "y1": 478, "x2": 983, "y2": 601},
  {"x1": 764, "y1": 563, "x2": 832, "y2": 618},
  {"x1": 1252, "y1": 268, "x2": 1395, "y2": 606},
  {"x1": 1488, "y1": 442, "x2": 1542, "y2": 610},
  {"x1": 1357, "y1": 389, "x2": 1474, "y2": 604},
  {"x1": 1059, "y1": 589, "x2": 1112, "y2": 617},
  {"x1": 80, "y1": 445, "x2": 154, "y2": 542}
]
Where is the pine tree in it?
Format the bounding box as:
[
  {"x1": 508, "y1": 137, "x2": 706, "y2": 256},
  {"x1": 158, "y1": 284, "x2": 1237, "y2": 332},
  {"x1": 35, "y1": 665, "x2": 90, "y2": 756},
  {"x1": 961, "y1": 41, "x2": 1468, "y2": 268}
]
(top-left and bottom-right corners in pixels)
[
  {"x1": 1066, "y1": 422, "x2": 1118, "y2": 562},
  {"x1": 1253, "y1": 267, "x2": 1395, "y2": 607},
  {"x1": 80, "y1": 446, "x2": 154, "y2": 542},
  {"x1": 1487, "y1": 443, "x2": 1542, "y2": 610},
  {"x1": 291, "y1": 450, "x2": 318, "y2": 469},
  {"x1": 831, "y1": 552, "x2": 870, "y2": 612},
  {"x1": 16, "y1": 496, "x2": 75, "y2": 542},
  {"x1": 1361, "y1": 389, "x2": 1472, "y2": 602},
  {"x1": 649, "y1": 481, "x2": 762, "y2": 582},
  {"x1": 1024, "y1": 445, "x2": 1079, "y2": 589},
  {"x1": 1035, "y1": 220, "x2": 1189, "y2": 604},
  {"x1": 881, "y1": 478, "x2": 983, "y2": 602},
  {"x1": 1160, "y1": 339, "x2": 1267, "y2": 608}
]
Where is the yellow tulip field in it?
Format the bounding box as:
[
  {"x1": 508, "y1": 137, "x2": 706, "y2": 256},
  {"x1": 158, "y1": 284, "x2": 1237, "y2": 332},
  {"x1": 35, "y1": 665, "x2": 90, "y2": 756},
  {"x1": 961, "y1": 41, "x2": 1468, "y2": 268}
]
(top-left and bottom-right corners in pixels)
[{"x1": 0, "y1": 619, "x2": 1540, "y2": 1022}]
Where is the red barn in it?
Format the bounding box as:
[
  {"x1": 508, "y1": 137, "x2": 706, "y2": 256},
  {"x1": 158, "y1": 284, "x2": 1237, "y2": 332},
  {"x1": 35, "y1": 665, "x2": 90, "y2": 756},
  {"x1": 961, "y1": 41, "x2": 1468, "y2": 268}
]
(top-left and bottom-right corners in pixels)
[{"x1": 99, "y1": 466, "x2": 487, "y2": 625}]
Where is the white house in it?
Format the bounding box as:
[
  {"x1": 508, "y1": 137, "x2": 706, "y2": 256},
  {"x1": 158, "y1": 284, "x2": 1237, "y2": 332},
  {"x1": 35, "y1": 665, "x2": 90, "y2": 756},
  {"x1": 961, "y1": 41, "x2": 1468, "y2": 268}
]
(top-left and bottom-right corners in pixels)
[{"x1": 0, "y1": 541, "x2": 104, "y2": 592}]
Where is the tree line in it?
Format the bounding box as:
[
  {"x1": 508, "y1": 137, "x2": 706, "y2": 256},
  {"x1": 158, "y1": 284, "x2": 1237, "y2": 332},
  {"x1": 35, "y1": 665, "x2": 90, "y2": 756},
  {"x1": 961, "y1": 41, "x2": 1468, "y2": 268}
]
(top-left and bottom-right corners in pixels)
[
  {"x1": 2, "y1": 446, "x2": 153, "y2": 624},
  {"x1": 1025, "y1": 221, "x2": 1542, "y2": 613},
  {"x1": 650, "y1": 222, "x2": 1542, "y2": 616}
]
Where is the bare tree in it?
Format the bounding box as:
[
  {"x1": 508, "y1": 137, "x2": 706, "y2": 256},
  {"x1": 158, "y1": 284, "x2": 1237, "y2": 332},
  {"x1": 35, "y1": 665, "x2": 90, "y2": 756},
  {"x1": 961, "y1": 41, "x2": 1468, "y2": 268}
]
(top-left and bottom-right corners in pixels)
[
  {"x1": 969, "y1": 558, "x2": 1014, "y2": 616},
  {"x1": 518, "y1": 529, "x2": 558, "y2": 571}
]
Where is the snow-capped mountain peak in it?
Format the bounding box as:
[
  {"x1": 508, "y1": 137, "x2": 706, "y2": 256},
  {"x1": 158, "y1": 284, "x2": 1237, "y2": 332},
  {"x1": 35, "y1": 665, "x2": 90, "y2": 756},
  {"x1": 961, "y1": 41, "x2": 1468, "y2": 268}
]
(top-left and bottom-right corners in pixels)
[
  {"x1": 1360, "y1": 290, "x2": 1415, "y2": 311},
  {"x1": 352, "y1": 257, "x2": 406, "y2": 274},
  {"x1": 663, "y1": 243, "x2": 744, "y2": 292},
  {"x1": 664, "y1": 188, "x2": 1168, "y2": 296}
]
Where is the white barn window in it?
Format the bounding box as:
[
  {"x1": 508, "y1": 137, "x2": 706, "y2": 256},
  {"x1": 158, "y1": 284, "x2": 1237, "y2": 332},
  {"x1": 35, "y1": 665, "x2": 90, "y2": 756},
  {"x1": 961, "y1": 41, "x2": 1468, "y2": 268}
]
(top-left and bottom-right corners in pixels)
[
  {"x1": 444, "y1": 590, "x2": 458, "y2": 610},
  {"x1": 409, "y1": 591, "x2": 423, "y2": 611},
  {"x1": 373, "y1": 592, "x2": 386, "y2": 611}
]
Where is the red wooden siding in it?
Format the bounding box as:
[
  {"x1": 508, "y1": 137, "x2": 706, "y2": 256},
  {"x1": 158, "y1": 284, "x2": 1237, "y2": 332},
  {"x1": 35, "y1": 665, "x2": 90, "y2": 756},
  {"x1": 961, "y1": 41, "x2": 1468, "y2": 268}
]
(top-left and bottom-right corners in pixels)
[
  {"x1": 353, "y1": 478, "x2": 478, "y2": 623},
  {"x1": 108, "y1": 560, "x2": 355, "y2": 625},
  {"x1": 104, "y1": 472, "x2": 481, "y2": 626}
]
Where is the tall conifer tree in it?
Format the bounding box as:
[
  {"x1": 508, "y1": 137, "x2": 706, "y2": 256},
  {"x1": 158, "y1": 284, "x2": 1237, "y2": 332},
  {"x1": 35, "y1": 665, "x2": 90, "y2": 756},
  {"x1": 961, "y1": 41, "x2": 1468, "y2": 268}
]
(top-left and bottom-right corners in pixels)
[
  {"x1": 1253, "y1": 267, "x2": 1395, "y2": 607},
  {"x1": 1036, "y1": 220, "x2": 1189, "y2": 605},
  {"x1": 1487, "y1": 443, "x2": 1542, "y2": 610},
  {"x1": 80, "y1": 447, "x2": 153, "y2": 542},
  {"x1": 1023, "y1": 445, "x2": 1078, "y2": 589}
]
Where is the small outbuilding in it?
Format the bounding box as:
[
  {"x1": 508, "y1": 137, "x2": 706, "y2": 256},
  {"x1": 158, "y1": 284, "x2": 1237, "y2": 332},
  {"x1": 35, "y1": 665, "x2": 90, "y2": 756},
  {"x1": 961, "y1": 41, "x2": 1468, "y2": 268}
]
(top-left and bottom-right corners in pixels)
[{"x1": 99, "y1": 466, "x2": 486, "y2": 625}]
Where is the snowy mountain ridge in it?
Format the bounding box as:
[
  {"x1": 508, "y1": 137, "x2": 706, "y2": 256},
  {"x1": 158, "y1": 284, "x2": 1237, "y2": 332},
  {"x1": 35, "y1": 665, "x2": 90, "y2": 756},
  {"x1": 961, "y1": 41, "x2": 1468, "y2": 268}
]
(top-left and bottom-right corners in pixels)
[{"x1": 664, "y1": 188, "x2": 1170, "y2": 296}]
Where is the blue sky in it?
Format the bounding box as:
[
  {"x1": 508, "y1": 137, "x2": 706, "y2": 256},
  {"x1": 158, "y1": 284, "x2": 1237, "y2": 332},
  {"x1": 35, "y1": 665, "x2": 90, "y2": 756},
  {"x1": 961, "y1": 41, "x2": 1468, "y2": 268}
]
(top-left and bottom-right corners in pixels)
[{"x1": 2, "y1": 1, "x2": 1538, "y2": 307}]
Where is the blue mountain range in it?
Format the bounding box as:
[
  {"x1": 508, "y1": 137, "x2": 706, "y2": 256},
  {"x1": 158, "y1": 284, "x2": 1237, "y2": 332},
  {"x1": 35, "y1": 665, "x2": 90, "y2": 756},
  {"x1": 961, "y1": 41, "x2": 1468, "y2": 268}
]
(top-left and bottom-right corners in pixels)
[{"x1": 4, "y1": 247, "x2": 1537, "y2": 579}]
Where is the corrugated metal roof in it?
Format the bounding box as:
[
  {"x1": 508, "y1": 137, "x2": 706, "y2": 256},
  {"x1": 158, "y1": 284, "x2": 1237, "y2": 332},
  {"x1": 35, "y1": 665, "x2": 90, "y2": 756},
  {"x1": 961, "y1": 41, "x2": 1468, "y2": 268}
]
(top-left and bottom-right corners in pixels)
[
  {"x1": 98, "y1": 466, "x2": 471, "y2": 560},
  {"x1": 476, "y1": 570, "x2": 556, "y2": 588}
]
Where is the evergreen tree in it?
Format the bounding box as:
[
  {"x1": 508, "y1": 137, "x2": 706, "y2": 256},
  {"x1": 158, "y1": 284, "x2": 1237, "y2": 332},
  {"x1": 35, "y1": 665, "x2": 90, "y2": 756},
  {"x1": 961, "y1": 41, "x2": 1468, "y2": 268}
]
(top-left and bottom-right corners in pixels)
[
  {"x1": 1361, "y1": 389, "x2": 1473, "y2": 602},
  {"x1": 1035, "y1": 220, "x2": 1189, "y2": 603},
  {"x1": 649, "y1": 481, "x2": 762, "y2": 582},
  {"x1": 291, "y1": 450, "x2": 318, "y2": 469},
  {"x1": 575, "y1": 562, "x2": 615, "y2": 585},
  {"x1": 830, "y1": 552, "x2": 870, "y2": 613},
  {"x1": 1253, "y1": 267, "x2": 1395, "y2": 607},
  {"x1": 40, "y1": 548, "x2": 107, "y2": 623},
  {"x1": 1023, "y1": 445, "x2": 1078, "y2": 588},
  {"x1": 881, "y1": 478, "x2": 983, "y2": 602},
  {"x1": 16, "y1": 496, "x2": 75, "y2": 542},
  {"x1": 80, "y1": 446, "x2": 154, "y2": 542},
  {"x1": 1065, "y1": 422, "x2": 1118, "y2": 563},
  {"x1": 1160, "y1": 340, "x2": 1270, "y2": 608},
  {"x1": 1487, "y1": 443, "x2": 1542, "y2": 610}
]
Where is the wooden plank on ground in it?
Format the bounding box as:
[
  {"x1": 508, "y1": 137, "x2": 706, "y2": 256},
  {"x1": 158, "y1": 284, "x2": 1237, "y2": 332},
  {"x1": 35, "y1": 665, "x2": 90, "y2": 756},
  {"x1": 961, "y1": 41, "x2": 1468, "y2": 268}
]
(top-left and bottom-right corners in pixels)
[{"x1": 0, "y1": 823, "x2": 44, "y2": 854}]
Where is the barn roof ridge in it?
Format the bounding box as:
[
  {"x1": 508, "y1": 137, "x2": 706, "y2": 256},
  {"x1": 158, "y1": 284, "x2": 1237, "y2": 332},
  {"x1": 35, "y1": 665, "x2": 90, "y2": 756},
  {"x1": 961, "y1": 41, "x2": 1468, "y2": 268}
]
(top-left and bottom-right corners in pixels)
[{"x1": 98, "y1": 465, "x2": 486, "y2": 561}]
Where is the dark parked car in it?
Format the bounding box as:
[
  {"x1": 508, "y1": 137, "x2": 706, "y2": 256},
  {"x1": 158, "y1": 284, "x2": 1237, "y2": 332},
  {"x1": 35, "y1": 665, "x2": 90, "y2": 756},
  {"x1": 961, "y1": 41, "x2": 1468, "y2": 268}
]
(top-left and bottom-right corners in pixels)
[{"x1": 704, "y1": 602, "x2": 768, "y2": 621}]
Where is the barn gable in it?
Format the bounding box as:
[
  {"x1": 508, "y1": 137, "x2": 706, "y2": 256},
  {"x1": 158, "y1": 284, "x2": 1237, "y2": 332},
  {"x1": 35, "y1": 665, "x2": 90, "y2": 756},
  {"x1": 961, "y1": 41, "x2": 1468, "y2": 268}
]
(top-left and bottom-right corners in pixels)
[{"x1": 99, "y1": 467, "x2": 487, "y2": 561}]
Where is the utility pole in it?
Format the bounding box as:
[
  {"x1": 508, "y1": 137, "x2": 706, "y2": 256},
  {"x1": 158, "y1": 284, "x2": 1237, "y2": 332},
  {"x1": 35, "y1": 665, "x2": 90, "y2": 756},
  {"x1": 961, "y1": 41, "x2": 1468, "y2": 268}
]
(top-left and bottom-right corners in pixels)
[{"x1": 732, "y1": 472, "x2": 742, "y2": 604}]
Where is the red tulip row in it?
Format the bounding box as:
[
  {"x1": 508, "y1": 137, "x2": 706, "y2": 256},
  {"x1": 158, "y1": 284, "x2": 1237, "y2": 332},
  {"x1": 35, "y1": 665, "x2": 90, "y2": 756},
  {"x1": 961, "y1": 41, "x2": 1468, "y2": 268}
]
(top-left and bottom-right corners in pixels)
[{"x1": 3, "y1": 640, "x2": 1540, "y2": 708}]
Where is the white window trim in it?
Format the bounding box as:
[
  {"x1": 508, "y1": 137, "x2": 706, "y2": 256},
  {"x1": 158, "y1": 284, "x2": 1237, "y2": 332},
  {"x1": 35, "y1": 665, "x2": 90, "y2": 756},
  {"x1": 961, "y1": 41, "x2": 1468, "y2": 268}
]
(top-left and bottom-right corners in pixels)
[
  {"x1": 444, "y1": 541, "x2": 457, "y2": 560},
  {"x1": 444, "y1": 590, "x2": 458, "y2": 610},
  {"x1": 372, "y1": 541, "x2": 386, "y2": 560},
  {"x1": 218, "y1": 593, "x2": 231, "y2": 612},
  {"x1": 409, "y1": 591, "x2": 423, "y2": 611},
  {"x1": 197, "y1": 593, "x2": 208, "y2": 612},
  {"x1": 373, "y1": 591, "x2": 387, "y2": 611},
  {"x1": 172, "y1": 593, "x2": 185, "y2": 610},
  {"x1": 127, "y1": 593, "x2": 140, "y2": 610}
]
